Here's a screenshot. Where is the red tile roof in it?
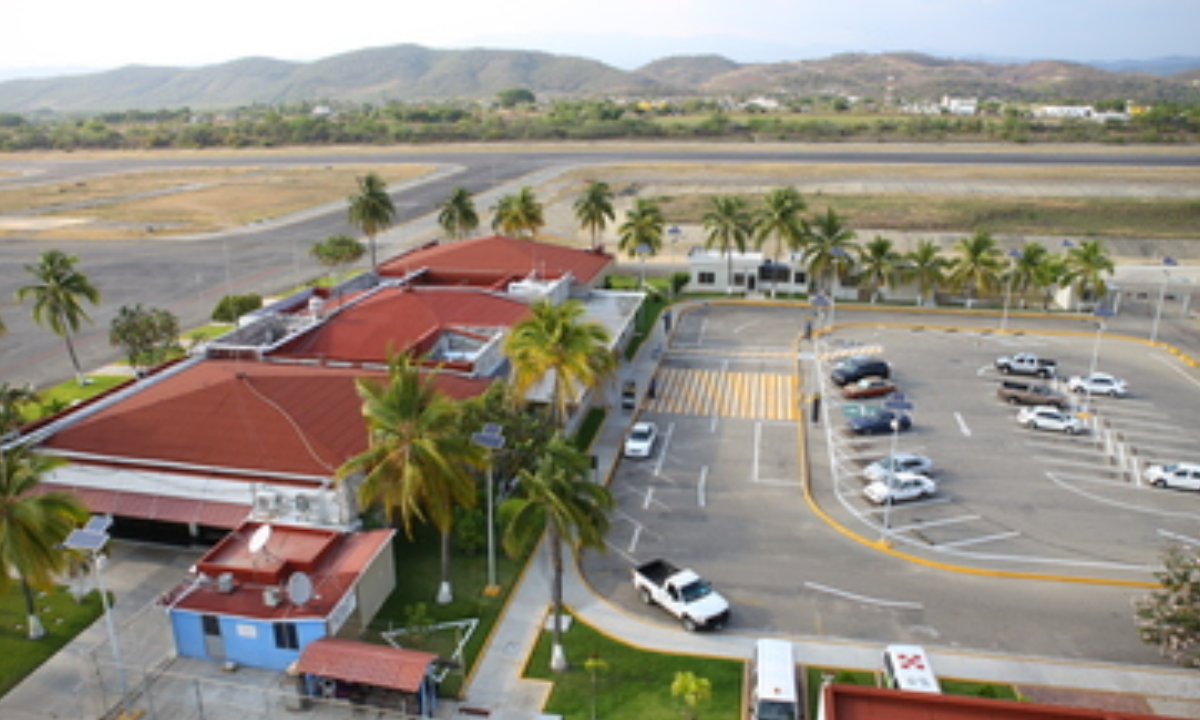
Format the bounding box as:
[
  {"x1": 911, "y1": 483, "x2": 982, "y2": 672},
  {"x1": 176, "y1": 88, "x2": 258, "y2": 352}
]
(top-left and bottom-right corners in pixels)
[
  {"x1": 165, "y1": 522, "x2": 394, "y2": 621},
  {"x1": 824, "y1": 683, "x2": 1181, "y2": 720},
  {"x1": 297, "y1": 638, "x2": 437, "y2": 693},
  {"x1": 379, "y1": 235, "x2": 613, "y2": 285},
  {"x1": 41, "y1": 360, "x2": 489, "y2": 481},
  {"x1": 34, "y1": 483, "x2": 250, "y2": 528},
  {"x1": 269, "y1": 287, "x2": 529, "y2": 365}
]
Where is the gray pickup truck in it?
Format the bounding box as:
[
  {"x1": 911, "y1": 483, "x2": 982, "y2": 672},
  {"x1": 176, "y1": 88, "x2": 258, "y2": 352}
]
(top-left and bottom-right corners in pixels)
[{"x1": 996, "y1": 379, "x2": 1068, "y2": 407}]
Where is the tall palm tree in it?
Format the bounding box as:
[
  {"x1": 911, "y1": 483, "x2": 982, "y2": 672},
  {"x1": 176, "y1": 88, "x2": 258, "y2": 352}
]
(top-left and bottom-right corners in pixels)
[
  {"x1": 901, "y1": 240, "x2": 949, "y2": 307},
  {"x1": 1009, "y1": 242, "x2": 1051, "y2": 308},
  {"x1": 702, "y1": 196, "x2": 753, "y2": 295},
  {"x1": 504, "y1": 300, "x2": 615, "y2": 428},
  {"x1": 617, "y1": 198, "x2": 664, "y2": 287},
  {"x1": 0, "y1": 445, "x2": 88, "y2": 639},
  {"x1": 1063, "y1": 240, "x2": 1116, "y2": 309},
  {"x1": 347, "y1": 172, "x2": 397, "y2": 272},
  {"x1": 947, "y1": 230, "x2": 1002, "y2": 307},
  {"x1": 1032, "y1": 253, "x2": 1069, "y2": 310},
  {"x1": 437, "y1": 186, "x2": 480, "y2": 241},
  {"x1": 16, "y1": 250, "x2": 101, "y2": 386},
  {"x1": 800, "y1": 208, "x2": 858, "y2": 294},
  {"x1": 491, "y1": 186, "x2": 545, "y2": 238},
  {"x1": 500, "y1": 436, "x2": 612, "y2": 672},
  {"x1": 857, "y1": 235, "x2": 902, "y2": 304},
  {"x1": 338, "y1": 354, "x2": 484, "y2": 604},
  {"x1": 753, "y1": 187, "x2": 806, "y2": 298},
  {"x1": 0, "y1": 383, "x2": 38, "y2": 434},
  {"x1": 573, "y1": 181, "x2": 615, "y2": 250}
]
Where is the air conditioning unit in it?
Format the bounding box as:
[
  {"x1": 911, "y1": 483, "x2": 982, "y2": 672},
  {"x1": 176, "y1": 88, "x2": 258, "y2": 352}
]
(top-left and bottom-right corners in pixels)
[
  {"x1": 294, "y1": 494, "x2": 313, "y2": 517},
  {"x1": 217, "y1": 572, "x2": 235, "y2": 593},
  {"x1": 255, "y1": 493, "x2": 280, "y2": 517},
  {"x1": 262, "y1": 588, "x2": 281, "y2": 607}
]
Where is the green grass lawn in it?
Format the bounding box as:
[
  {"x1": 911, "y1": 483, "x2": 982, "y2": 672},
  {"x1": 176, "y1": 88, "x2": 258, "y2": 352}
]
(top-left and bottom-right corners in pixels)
[
  {"x1": 0, "y1": 586, "x2": 104, "y2": 698},
  {"x1": 526, "y1": 612, "x2": 745, "y2": 720}
]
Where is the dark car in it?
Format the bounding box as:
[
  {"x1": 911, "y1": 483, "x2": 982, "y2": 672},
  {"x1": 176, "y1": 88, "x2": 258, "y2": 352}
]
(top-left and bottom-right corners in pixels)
[
  {"x1": 849, "y1": 409, "x2": 912, "y2": 435},
  {"x1": 831, "y1": 356, "x2": 891, "y2": 386}
]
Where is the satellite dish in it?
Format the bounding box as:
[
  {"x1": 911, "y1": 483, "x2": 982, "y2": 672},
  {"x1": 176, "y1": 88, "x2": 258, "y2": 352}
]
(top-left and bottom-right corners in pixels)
[
  {"x1": 248, "y1": 524, "x2": 273, "y2": 555},
  {"x1": 287, "y1": 572, "x2": 314, "y2": 606}
]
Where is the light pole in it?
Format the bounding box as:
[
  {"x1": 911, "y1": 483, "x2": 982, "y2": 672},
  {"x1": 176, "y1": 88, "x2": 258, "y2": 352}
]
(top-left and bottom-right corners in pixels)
[
  {"x1": 1150, "y1": 256, "x2": 1178, "y2": 344},
  {"x1": 63, "y1": 516, "x2": 126, "y2": 710},
  {"x1": 1000, "y1": 249, "x2": 1021, "y2": 332},
  {"x1": 882, "y1": 393, "x2": 913, "y2": 544},
  {"x1": 811, "y1": 294, "x2": 831, "y2": 335},
  {"x1": 635, "y1": 242, "x2": 651, "y2": 288},
  {"x1": 471, "y1": 423, "x2": 506, "y2": 595},
  {"x1": 1084, "y1": 304, "x2": 1115, "y2": 414}
]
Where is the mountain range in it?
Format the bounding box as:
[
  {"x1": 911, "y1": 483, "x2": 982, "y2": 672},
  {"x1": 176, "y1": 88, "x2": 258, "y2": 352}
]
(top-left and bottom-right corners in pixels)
[{"x1": 1, "y1": 44, "x2": 1198, "y2": 114}]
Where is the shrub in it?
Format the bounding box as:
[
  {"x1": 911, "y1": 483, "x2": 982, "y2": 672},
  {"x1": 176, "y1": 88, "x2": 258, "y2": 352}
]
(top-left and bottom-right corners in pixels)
[{"x1": 211, "y1": 293, "x2": 263, "y2": 323}]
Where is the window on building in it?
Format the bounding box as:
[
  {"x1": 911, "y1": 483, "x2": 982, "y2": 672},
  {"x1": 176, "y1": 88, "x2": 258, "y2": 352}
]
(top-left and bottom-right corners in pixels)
[
  {"x1": 793, "y1": 271, "x2": 807, "y2": 284},
  {"x1": 698, "y1": 272, "x2": 716, "y2": 285},
  {"x1": 202, "y1": 615, "x2": 221, "y2": 637},
  {"x1": 758, "y1": 264, "x2": 792, "y2": 282},
  {"x1": 273, "y1": 622, "x2": 299, "y2": 650},
  {"x1": 733, "y1": 273, "x2": 746, "y2": 286}
]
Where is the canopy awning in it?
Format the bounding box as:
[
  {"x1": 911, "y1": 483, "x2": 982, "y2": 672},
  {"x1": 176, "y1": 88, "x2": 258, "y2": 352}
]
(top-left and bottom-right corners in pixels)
[{"x1": 296, "y1": 638, "x2": 437, "y2": 693}]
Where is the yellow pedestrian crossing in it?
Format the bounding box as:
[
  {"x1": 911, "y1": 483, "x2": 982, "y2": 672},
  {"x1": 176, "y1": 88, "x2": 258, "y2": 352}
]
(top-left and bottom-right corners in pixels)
[{"x1": 645, "y1": 368, "x2": 799, "y2": 420}]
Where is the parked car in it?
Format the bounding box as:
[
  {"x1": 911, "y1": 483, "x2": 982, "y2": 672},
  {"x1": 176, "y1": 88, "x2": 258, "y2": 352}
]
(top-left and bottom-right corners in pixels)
[
  {"x1": 849, "y1": 409, "x2": 911, "y2": 435},
  {"x1": 831, "y1": 356, "x2": 890, "y2": 386},
  {"x1": 623, "y1": 422, "x2": 659, "y2": 458},
  {"x1": 1017, "y1": 405, "x2": 1084, "y2": 434},
  {"x1": 996, "y1": 380, "x2": 1069, "y2": 408},
  {"x1": 631, "y1": 559, "x2": 730, "y2": 631},
  {"x1": 1144, "y1": 462, "x2": 1200, "y2": 491},
  {"x1": 864, "y1": 453, "x2": 934, "y2": 483},
  {"x1": 843, "y1": 376, "x2": 898, "y2": 400},
  {"x1": 995, "y1": 353, "x2": 1058, "y2": 378},
  {"x1": 1067, "y1": 372, "x2": 1128, "y2": 397},
  {"x1": 864, "y1": 472, "x2": 937, "y2": 505}
]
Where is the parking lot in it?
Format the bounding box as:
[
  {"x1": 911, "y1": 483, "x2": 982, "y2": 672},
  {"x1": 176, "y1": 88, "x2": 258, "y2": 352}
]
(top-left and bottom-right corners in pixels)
[{"x1": 580, "y1": 303, "x2": 1200, "y2": 663}]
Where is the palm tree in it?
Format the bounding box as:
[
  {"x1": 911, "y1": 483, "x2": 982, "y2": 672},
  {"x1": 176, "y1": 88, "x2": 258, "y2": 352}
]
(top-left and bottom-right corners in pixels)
[
  {"x1": 1063, "y1": 240, "x2": 1116, "y2": 309},
  {"x1": 947, "y1": 230, "x2": 1002, "y2": 307},
  {"x1": 16, "y1": 250, "x2": 101, "y2": 385},
  {"x1": 800, "y1": 208, "x2": 858, "y2": 295},
  {"x1": 0, "y1": 383, "x2": 38, "y2": 434},
  {"x1": 617, "y1": 198, "x2": 664, "y2": 287},
  {"x1": 1032, "y1": 253, "x2": 1069, "y2": 310},
  {"x1": 347, "y1": 172, "x2": 397, "y2": 272},
  {"x1": 338, "y1": 354, "x2": 484, "y2": 604},
  {"x1": 437, "y1": 186, "x2": 480, "y2": 241},
  {"x1": 491, "y1": 186, "x2": 544, "y2": 238},
  {"x1": 504, "y1": 300, "x2": 615, "y2": 428},
  {"x1": 753, "y1": 187, "x2": 806, "y2": 298},
  {"x1": 574, "y1": 181, "x2": 615, "y2": 250},
  {"x1": 0, "y1": 445, "x2": 88, "y2": 639},
  {"x1": 702, "y1": 196, "x2": 753, "y2": 295},
  {"x1": 901, "y1": 240, "x2": 949, "y2": 307},
  {"x1": 500, "y1": 436, "x2": 612, "y2": 672},
  {"x1": 1009, "y1": 242, "x2": 1051, "y2": 308},
  {"x1": 857, "y1": 235, "x2": 902, "y2": 304}
]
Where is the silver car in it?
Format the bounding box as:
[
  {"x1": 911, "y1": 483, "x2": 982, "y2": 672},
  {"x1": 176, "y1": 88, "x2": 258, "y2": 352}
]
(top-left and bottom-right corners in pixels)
[{"x1": 1145, "y1": 463, "x2": 1200, "y2": 491}]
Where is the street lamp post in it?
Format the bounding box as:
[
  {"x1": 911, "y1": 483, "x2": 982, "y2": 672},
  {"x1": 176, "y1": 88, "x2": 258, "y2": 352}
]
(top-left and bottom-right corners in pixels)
[
  {"x1": 1150, "y1": 256, "x2": 1178, "y2": 344},
  {"x1": 63, "y1": 516, "x2": 126, "y2": 710},
  {"x1": 471, "y1": 423, "x2": 506, "y2": 595},
  {"x1": 1084, "y1": 304, "x2": 1115, "y2": 414},
  {"x1": 1000, "y1": 249, "x2": 1021, "y2": 332}
]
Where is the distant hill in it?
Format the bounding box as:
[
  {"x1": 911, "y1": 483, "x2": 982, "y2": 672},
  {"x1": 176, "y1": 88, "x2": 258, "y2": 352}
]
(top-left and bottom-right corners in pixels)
[
  {"x1": 1089, "y1": 56, "x2": 1200, "y2": 77},
  {"x1": 0, "y1": 45, "x2": 1197, "y2": 113}
]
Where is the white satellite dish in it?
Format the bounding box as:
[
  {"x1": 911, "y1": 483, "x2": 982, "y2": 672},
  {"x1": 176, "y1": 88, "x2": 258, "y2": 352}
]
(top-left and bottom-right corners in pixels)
[
  {"x1": 248, "y1": 524, "x2": 273, "y2": 555},
  {"x1": 286, "y1": 572, "x2": 314, "y2": 606}
]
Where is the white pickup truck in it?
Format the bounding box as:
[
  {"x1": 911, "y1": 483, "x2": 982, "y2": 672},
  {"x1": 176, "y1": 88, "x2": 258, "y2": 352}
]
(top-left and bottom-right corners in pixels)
[
  {"x1": 632, "y1": 559, "x2": 730, "y2": 631},
  {"x1": 995, "y1": 352, "x2": 1058, "y2": 378}
]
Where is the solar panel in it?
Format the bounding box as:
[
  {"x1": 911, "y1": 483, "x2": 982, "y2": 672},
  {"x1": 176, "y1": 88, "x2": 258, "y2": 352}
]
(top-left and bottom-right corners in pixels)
[
  {"x1": 63, "y1": 529, "x2": 109, "y2": 553},
  {"x1": 84, "y1": 515, "x2": 113, "y2": 534}
]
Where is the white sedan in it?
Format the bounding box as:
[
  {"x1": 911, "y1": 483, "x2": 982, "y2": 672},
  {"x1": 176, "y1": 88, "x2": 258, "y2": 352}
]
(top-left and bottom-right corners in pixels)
[
  {"x1": 1145, "y1": 463, "x2": 1200, "y2": 491},
  {"x1": 1017, "y1": 405, "x2": 1085, "y2": 434},
  {"x1": 623, "y1": 422, "x2": 659, "y2": 458},
  {"x1": 864, "y1": 453, "x2": 934, "y2": 483},
  {"x1": 1067, "y1": 372, "x2": 1128, "y2": 397},
  {"x1": 864, "y1": 472, "x2": 937, "y2": 505}
]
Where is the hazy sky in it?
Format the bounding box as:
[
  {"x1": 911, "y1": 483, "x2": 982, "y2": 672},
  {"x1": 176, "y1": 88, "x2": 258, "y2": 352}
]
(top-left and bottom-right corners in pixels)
[{"x1": 4, "y1": 0, "x2": 1198, "y2": 78}]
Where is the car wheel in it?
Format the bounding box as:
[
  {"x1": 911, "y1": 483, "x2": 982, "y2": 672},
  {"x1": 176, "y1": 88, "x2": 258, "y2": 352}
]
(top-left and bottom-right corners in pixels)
[
  {"x1": 1001, "y1": 367, "x2": 1012, "y2": 375},
  {"x1": 1066, "y1": 426, "x2": 1080, "y2": 435},
  {"x1": 1007, "y1": 397, "x2": 1020, "y2": 405},
  {"x1": 682, "y1": 616, "x2": 698, "y2": 632},
  {"x1": 639, "y1": 588, "x2": 654, "y2": 605},
  {"x1": 1153, "y1": 479, "x2": 1167, "y2": 488}
]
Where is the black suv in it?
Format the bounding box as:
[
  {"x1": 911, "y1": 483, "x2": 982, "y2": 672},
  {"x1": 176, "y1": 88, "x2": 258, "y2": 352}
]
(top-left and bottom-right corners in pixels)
[{"x1": 830, "y1": 356, "x2": 890, "y2": 386}]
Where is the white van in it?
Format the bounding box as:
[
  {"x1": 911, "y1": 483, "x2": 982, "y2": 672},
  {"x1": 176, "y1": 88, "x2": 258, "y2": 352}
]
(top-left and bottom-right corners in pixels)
[
  {"x1": 751, "y1": 638, "x2": 801, "y2": 720},
  {"x1": 882, "y1": 644, "x2": 941, "y2": 694}
]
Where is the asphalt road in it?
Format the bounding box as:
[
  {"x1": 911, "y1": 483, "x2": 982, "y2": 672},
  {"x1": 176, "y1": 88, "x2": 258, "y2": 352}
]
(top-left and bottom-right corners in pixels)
[{"x1": 2, "y1": 145, "x2": 1200, "y2": 389}]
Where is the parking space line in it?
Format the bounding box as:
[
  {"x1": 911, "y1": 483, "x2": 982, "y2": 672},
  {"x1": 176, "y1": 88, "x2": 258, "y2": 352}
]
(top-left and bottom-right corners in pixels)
[
  {"x1": 603, "y1": 540, "x2": 638, "y2": 564},
  {"x1": 698, "y1": 466, "x2": 708, "y2": 507},
  {"x1": 864, "y1": 496, "x2": 953, "y2": 513},
  {"x1": 938, "y1": 531, "x2": 1022, "y2": 549},
  {"x1": 887, "y1": 514, "x2": 982, "y2": 534},
  {"x1": 1048, "y1": 472, "x2": 1200, "y2": 520},
  {"x1": 1157, "y1": 529, "x2": 1200, "y2": 547},
  {"x1": 654, "y1": 422, "x2": 674, "y2": 476},
  {"x1": 628, "y1": 525, "x2": 642, "y2": 554},
  {"x1": 803, "y1": 581, "x2": 923, "y2": 610},
  {"x1": 954, "y1": 412, "x2": 972, "y2": 436},
  {"x1": 642, "y1": 487, "x2": 655, "y2": 510}
]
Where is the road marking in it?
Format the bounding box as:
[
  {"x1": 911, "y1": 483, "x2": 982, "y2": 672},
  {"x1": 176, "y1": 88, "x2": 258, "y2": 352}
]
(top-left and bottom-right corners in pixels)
[
  {"x1": 1048, "y1": 472, "x2": 1200, "y2": 521},
  {"x1": 643, "y1": 487, "x2": 655, "y2": 510},
  {"x1": 753, "y1": 422, "x2": 761, "y2": 483},
  {"x1": 865, "y1": 497, "x2": 953, "y2": 513},
  {"x1": 628, "y1": 525, "x2": 642, "y2": 554},
  {"x1": 1158, "y1": 529, "x2": 1200, "y2": 547},
  {"x1": 803, "y1": 582, "x2": 923, "y2": 610},
  {"x1": 887, "y1": 514, "x2": 982, "y2": 533},
  {"x1": 732, "y1": 320, "x2": 759, "y2": 335},
  {"x1": 603, "y1": 540, "x2": 637, "y2": 563},
  {"x1": 937, "y1": 531, "x2": 1022, "y2": 549},
  {"x1": 654, "y1": 422, "x2": 674, "y2": 476},
  {"x1": 955, "y1": 412, "x2": 972, "y2": 437},
  {"x1": 698, "y1": 466, "x2": 708, "y2": 508},
  {"x1": 1153, "y1": 353, "x2": 1200, "y2": 390}
]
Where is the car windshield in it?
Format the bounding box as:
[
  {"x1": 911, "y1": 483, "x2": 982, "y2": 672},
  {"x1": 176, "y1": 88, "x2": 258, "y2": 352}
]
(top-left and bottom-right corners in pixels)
[
  {"x1": 680, "y1": 579, "x2": 713, "y2": 603},
  {"x1": 631, "y1": 427, "x2": 652, "y2": 441},
  {"x1": 756, "y1": 700, "x2": 797, "y2": 720}
]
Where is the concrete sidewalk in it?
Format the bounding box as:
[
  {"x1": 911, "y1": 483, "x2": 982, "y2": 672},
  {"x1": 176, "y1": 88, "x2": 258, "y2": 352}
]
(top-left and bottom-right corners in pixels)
[{"x1": 458, "y1": 302, "x2": 1200, "y2": 719}]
